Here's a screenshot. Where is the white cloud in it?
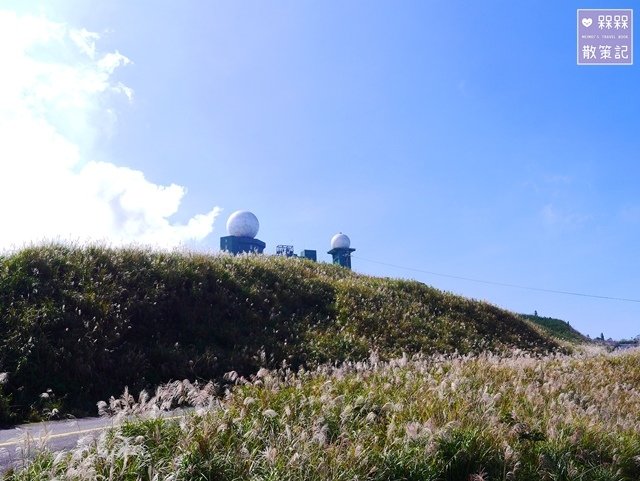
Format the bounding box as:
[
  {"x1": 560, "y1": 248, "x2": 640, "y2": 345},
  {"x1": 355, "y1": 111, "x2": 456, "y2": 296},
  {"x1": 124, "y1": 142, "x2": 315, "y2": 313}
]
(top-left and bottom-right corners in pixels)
[
  {"x1": 69, "y1": 28, "x2": 100, "y2": 59},
  {"x1": 0, "y1": 11, "x2": 221, "y2": 250}
]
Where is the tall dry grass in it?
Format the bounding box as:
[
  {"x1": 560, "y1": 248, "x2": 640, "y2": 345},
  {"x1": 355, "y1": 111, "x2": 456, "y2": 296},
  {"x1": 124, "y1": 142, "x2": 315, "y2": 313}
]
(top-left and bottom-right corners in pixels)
[{"x1": 6, "y1": 348, "x2": 640, "y2": 480}]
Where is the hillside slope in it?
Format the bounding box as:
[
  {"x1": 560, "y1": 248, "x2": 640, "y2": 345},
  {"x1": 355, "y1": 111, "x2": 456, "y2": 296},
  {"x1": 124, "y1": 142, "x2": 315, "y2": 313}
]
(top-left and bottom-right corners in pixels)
[
  {"x1": 0, "y1": 245, "x2": 561, "y2": 424},
  {"x1": 520, "y1": 314, "x2": 589, "y2": 343}
]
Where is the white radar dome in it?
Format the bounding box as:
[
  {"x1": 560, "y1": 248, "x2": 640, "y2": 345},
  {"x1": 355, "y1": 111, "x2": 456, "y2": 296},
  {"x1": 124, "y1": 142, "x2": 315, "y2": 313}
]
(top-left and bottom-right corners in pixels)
[
  {"x1": 331, "y1": 232, "x2": 351, "y2": 249},
  {"x1": 226, "y1": 210, "x2": 260, "y2": 238}
]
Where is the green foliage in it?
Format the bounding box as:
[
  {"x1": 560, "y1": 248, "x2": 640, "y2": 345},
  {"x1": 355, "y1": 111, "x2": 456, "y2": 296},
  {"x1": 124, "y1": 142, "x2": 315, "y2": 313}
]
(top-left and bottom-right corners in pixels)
[
  {"x1": 521, "y1": 314, "x2": 588, "y2": 343},
  {"x1": 6, "y1": 350, "x2": 640, "y2": 480},
  {"x1": 120, "y1": 418, "x2": 183, "y2": 468},
  {"x1": 0, "y1": 384, "x2": 14, "y2": 426},
  {"x1": 0, "y1": 244, "x2": 561, "y2": 424}
]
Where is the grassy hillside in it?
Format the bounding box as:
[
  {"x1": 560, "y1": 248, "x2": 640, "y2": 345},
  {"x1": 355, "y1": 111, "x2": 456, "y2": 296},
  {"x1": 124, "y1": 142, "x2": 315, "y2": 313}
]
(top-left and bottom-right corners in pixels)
[
  {"x1": 0, "y1": 244, "x2": 561, "y2": 425},
  {"x1": 520, "y1": 314, "x2": 589, "y2": 344},
  {"x1": 7, "y1": 350, "x2": 640, "y2": 480}
]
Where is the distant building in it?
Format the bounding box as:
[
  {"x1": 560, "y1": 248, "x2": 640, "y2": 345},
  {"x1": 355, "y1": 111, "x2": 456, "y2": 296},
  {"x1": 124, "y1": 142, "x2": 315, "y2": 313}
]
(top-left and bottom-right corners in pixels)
[
  {"x1": 276, "y1": 246, "x2": 317, "y2": 262},
  {"x1": 328, "y1": 232, "x2": 355, "y2": 269},
  {"x1": 219, "y1": 211, "x2": 346, "y2": 266},
  {"x1": 299, "y1": 249, "x2": 317, "y2": 262},
  {"x1": 220, "y1": 210, "x2": 266, "y2": 254},
  {"x1": 276, "y1": 245, "x2": 295, "y2": 257}
]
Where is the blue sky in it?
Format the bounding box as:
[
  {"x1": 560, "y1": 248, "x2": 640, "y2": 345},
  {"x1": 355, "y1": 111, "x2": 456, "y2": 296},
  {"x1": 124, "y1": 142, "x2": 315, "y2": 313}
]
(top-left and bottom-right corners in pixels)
[{"x1": 1, "y1": 1, "x2": 638, "y2": 339}]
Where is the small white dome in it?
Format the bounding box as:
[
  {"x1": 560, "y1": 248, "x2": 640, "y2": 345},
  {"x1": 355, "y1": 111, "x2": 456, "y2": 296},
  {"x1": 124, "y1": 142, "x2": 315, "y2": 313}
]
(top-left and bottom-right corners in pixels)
[
  {"x1": 331, "y1": 232, "x2": 351, "y2": 249},
  {"x1": 227, "y1": 210, "x2": 259, "y2": 238}
]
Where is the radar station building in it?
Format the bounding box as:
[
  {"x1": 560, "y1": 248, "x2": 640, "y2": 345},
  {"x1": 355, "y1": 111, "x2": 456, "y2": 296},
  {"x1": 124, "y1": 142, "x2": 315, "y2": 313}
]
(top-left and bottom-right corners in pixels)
[
  {"x1": 220, "y1": 210, "x2": 266, "y2": 254},
  {"x1": 220, "y1": 210, "x2": 351, "y2": 268},
  {"x1": 275, "y1": 245, "x2": 317, "y2": 262},
  {"x1": 299, "y1": 249, "x2": 317, "y2": 261},
  {"x1": 328, "y1": 233, "x2": 355, "y2": 270}
]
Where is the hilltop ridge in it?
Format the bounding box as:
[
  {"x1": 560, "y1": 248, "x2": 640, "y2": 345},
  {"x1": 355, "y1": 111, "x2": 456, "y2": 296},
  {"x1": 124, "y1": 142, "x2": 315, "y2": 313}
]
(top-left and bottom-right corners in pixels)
[{"x1": 0, "y1": 245, "x2": 563, "y2": 424}]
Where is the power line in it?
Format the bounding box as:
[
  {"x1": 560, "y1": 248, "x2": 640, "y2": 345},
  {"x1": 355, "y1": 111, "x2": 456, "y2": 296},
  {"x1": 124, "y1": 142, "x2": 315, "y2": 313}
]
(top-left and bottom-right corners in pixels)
[{"x1": 351, "y1": 255, "x2": 640, "y2": 304}]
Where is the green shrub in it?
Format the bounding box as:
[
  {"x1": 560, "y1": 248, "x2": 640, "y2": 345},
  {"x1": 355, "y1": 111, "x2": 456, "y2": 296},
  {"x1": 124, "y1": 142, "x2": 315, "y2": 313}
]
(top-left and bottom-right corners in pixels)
[{"x1": 0, "y1": 244, "x2": 561, "y2": 424}]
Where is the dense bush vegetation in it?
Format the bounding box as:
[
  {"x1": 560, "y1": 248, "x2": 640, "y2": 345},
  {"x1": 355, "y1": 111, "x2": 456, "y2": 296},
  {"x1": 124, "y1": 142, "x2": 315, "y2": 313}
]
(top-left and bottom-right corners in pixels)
[
  {"x1": 520, "y1": 314, "x2": 588, "y2": 344},
  {"x1": 6, "y1": 349, "x2": 639, "y2": 480},
  {"x1": 0, "y1": 244, "x2": 560, "y2": 425}
]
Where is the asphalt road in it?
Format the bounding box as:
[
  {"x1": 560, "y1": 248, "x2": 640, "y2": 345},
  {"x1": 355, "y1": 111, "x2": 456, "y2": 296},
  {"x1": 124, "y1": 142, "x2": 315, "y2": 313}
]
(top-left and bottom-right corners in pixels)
[
  {"x1": 0, "y1": 416, "x2": 112, "y2": 472},
  {"x1": 0, "y1": 410, "x2": 189, "y2": 473}
]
